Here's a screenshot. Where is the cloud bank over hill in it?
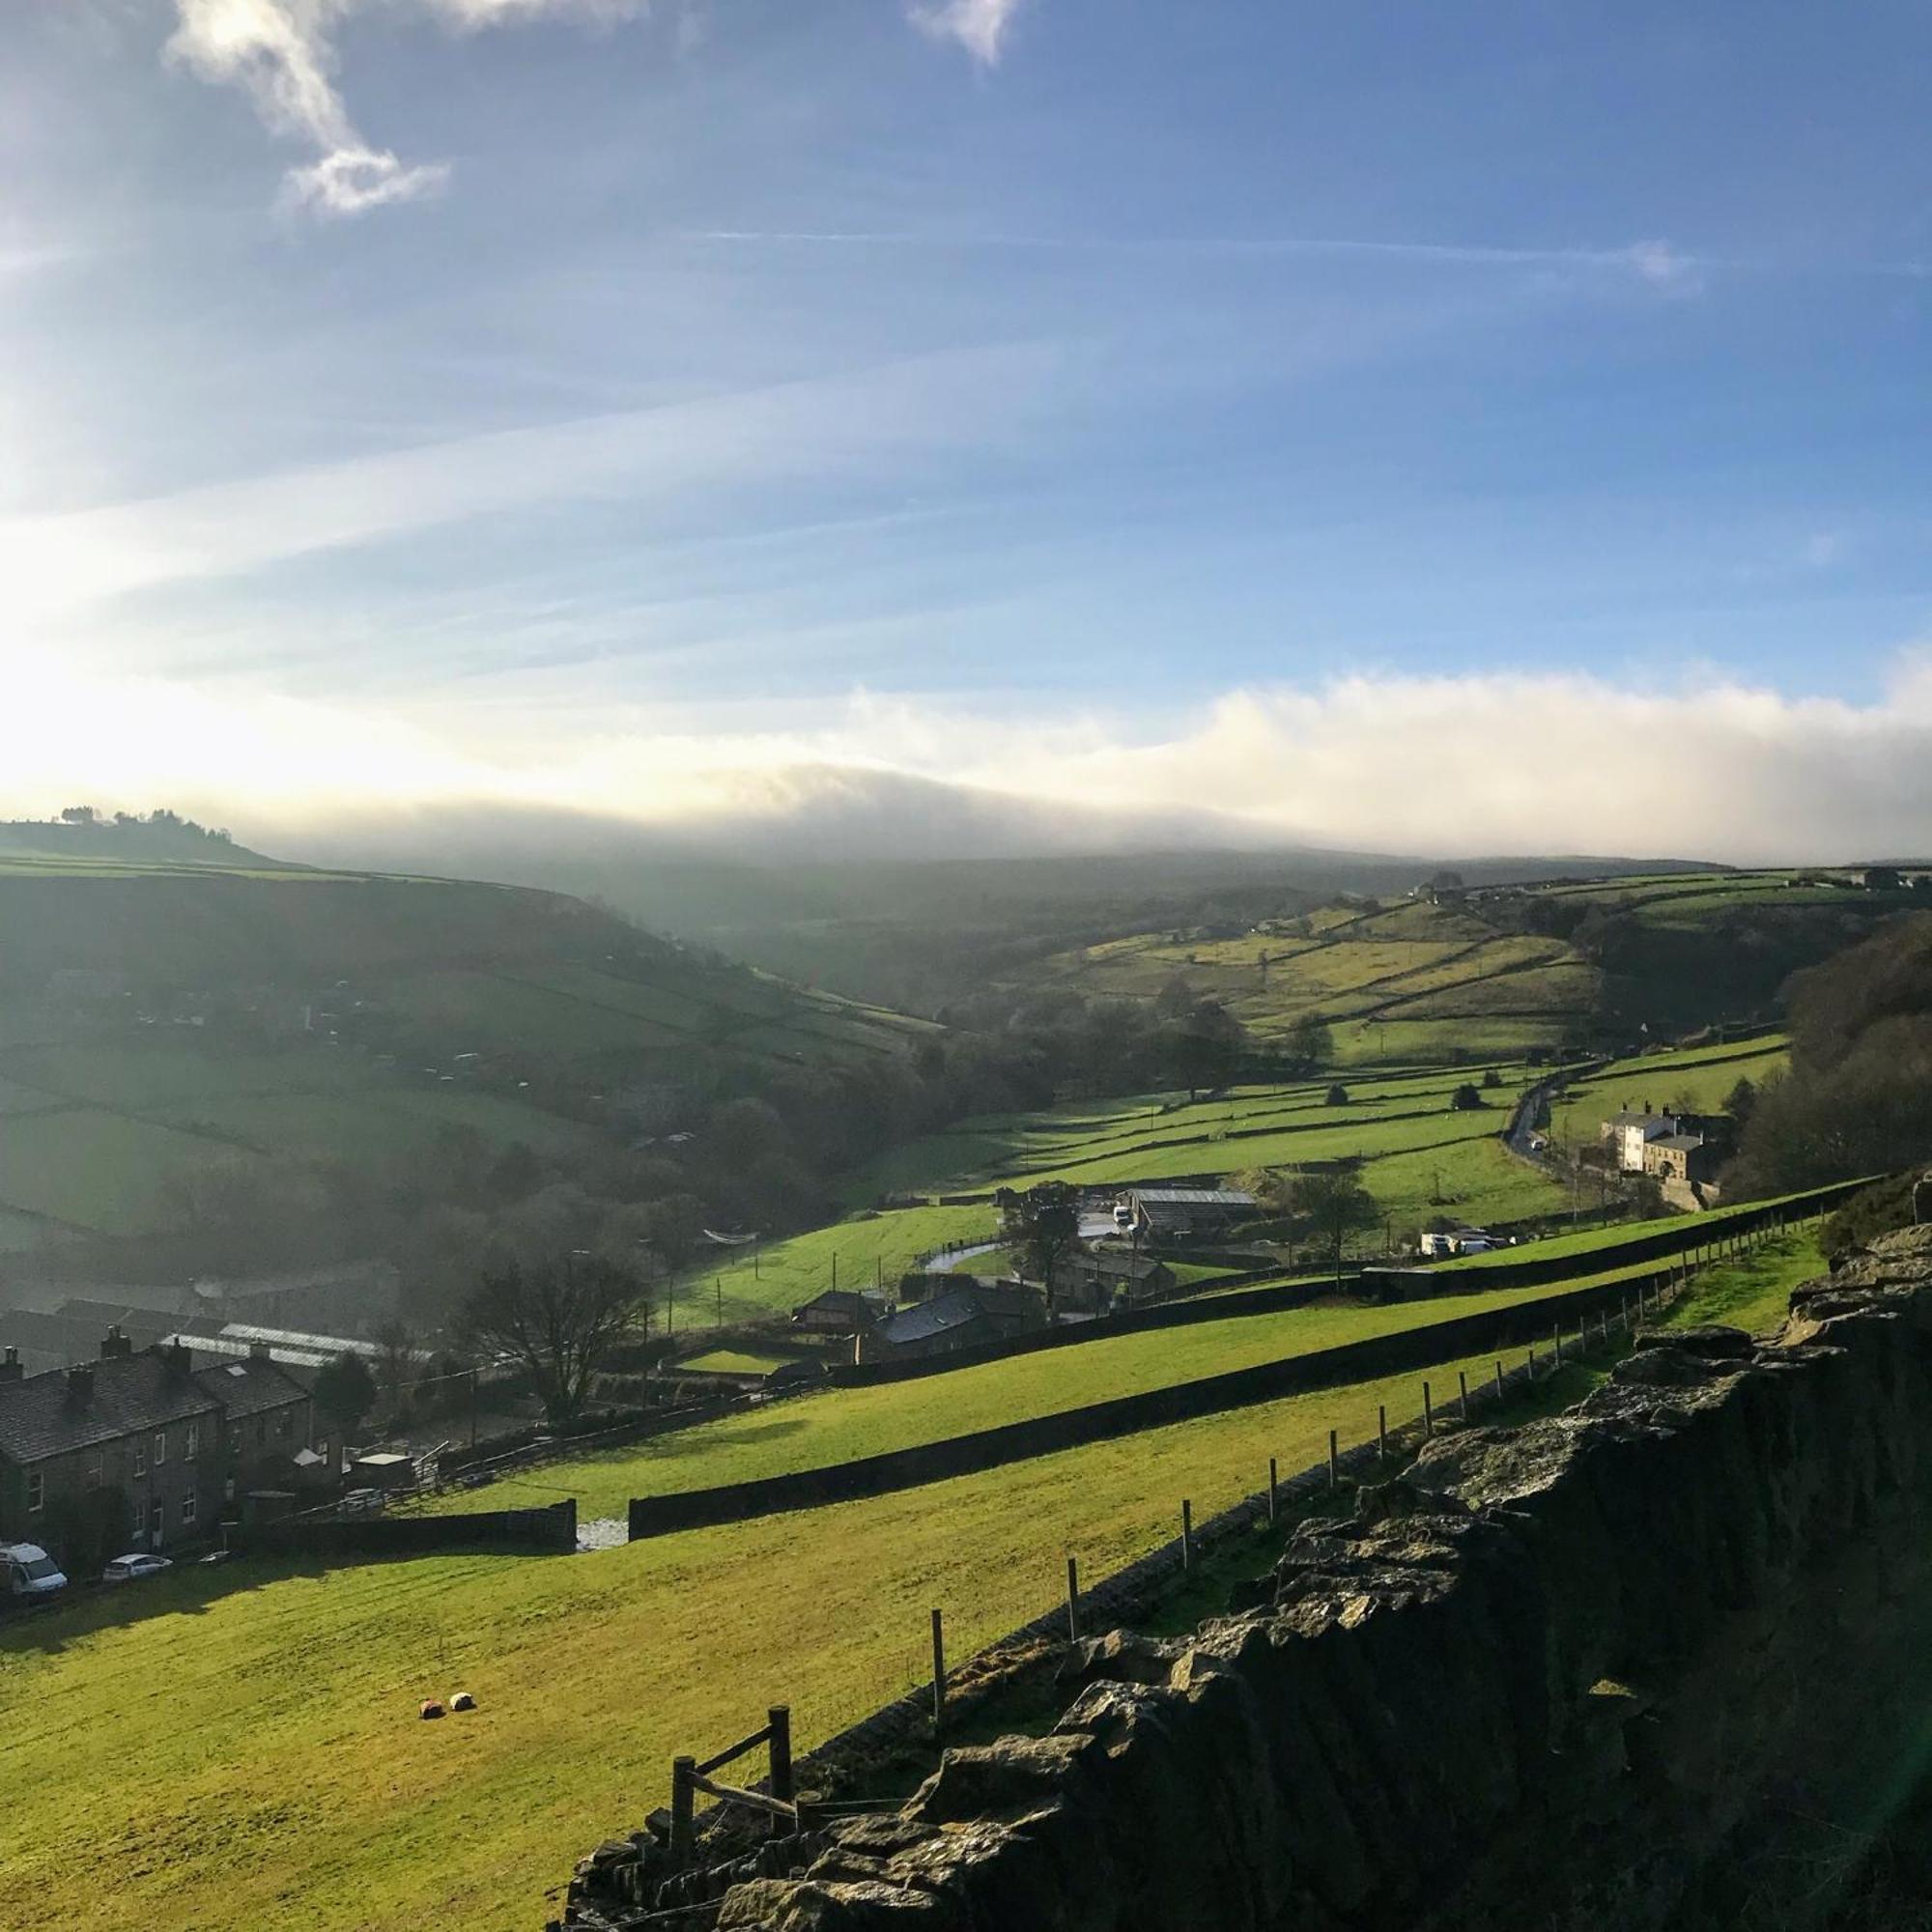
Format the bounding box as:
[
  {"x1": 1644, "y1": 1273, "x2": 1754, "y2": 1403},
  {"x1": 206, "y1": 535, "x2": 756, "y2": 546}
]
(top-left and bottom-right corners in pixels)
[{"x1": 7, "y1": 655, "x2": 1932, "y2": 866}]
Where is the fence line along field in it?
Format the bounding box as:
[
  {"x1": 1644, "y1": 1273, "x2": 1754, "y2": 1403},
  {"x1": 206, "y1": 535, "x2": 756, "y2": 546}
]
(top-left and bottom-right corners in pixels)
[
  {"x1": 0, "y1": 1233, "x2": 1824, "y2": 1932},
  {"x1": 434, "y1": 1250, "x2": 1725, "y2": 1518}
]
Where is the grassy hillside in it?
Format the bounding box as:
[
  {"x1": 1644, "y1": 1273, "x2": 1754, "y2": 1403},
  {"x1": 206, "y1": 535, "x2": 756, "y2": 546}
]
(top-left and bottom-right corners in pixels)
[
  {"x1": 1546, "y1": 1034, "x2": 1789, "y2": 1150},
  {"x1": 1031, "y1": 895, "x2": 1595, "y2": 1065},
  {"x1": 984, "y1": 866, "x2": 1921, "y2": 1073},
  {"x1": 0, "y1": 830, "x2": 936, "y2": 1278},
  {"x1": 0, "y1": 1226, "x2": 1825, "y2": 1932},
  {"x1": 855, "y1": 1063, "x2": 1558, "y2": 1210},
  {"x1": 433, "y1": 1259, "x2": 1709, "y2": 1516}
]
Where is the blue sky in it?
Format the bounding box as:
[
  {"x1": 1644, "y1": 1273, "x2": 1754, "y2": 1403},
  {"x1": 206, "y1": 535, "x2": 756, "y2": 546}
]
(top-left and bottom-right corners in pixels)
[{"x1": 3, "y1": 0, "x2": 1931, "y2": 857}]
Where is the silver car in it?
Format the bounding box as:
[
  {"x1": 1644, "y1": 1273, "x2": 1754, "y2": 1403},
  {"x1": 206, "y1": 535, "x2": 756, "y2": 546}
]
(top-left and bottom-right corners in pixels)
[{"x1": 102, "y1": 1552, "x2": 174, "y2": 1584}]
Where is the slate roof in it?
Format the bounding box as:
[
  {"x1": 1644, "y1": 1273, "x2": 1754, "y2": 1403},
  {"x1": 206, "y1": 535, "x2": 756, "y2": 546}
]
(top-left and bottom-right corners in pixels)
[
  {"x1": 791, "y1": 1289, "x2": 887, "y2": 1322},
  {"x1": 1129, "y1": 1188, "x2": 1257, "y2": 1208},
  {"x1": 1061, "y1": 1250, "x2": 1168, "y2": 1281},
  {"x1": 0, "y1": 1352, "x2": 221, "y2": 1466},
  {"x1": 54, "y1": 1301, "x2": 176, "y2": 1348},
  {"x1": 1649, "y1": 1133, "x2": 1709, "y2": 1153},
  {"x1": 191, "y1": 1356, "x2": 310, "y2": 1421},
  {"x1": 872, "y1": 1288, "x2": 989, "y2": 1348}
]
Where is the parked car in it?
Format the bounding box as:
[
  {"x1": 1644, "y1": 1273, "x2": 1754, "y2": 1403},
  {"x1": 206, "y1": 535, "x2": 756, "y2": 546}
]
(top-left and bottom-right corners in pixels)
[
  {"x1": 102, "y1": 1553, "x2": 174, "y2": 1584},
  {"x1": 2, "y1": 1543, "x2": 69, "y2": 1601}
]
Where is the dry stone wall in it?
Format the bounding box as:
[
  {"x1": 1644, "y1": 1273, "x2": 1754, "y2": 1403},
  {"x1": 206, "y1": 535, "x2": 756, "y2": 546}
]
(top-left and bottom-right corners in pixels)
[{"x1": 579, "y1": 1227, "x2": 1932, "y2": 1932}]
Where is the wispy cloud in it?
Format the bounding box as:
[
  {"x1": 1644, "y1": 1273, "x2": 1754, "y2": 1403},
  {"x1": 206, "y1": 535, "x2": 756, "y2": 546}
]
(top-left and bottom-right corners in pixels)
[
  {"x1": 0, "y1": 341, "x2": 1063, "y2": 622},
  {"x1": 166, "y1": 0, "x2": 648, "y2": 215},
  {"x1": 678, "y1": 226, "x2": 1717, "y2": 287},
  {"x1": 910, "y1": 0, "x2": 1023, "y2": 65}
]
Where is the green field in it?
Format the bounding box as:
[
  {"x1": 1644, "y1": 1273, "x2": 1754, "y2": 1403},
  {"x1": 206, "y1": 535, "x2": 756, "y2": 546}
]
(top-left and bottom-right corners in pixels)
[
  {"x1": 676, "y1": 1202, "x2": 1004, "y2": 1325},
  {"x1": 453, "y1": 1195, "x2": 1842, "y2": 1519},
  {"x1": 0, "y1": 850, "x2": 939, "y2": 1264},
  {"x1": 1035, "y1": 896, "x2": 1595, "y2": 1065},
  {"x1": 1546, "y1": 1035, "x2": 1788, "y2": 1149},
  {"x1": 438, "y1": 1266, "x2": 1682, "y2": 1518},
  {"x1": 0, "y1": 1226, "x2": 1824, "y2": 1932},
  {"x1": 836, "y1": 1065, "x2": 1567, "y2": 1266},
  {"x1": 675, "y1": 1349, "x2": 799, "y2": 1376}
]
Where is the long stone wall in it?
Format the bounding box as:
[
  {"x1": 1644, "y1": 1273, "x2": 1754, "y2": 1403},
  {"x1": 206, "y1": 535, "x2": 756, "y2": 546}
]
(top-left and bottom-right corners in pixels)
[
  {"x1": 630, "y1": 1263, "x2": 1706, "y2": 1539},
  {"x1": 591, "y1": 1225, "x2": 1932, "y2": 1931},
  {"x1": 247, "y1": 1497, "x2": 576, "y2": 1559},
  {"x1": 827, "y1": 1179, "x2": 1864, "y2": 1393}
]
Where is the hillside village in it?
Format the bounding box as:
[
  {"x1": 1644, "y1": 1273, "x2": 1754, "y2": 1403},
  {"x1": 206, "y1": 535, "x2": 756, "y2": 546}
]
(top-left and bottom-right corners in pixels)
[{"x1": 0, "y1": 834, "x2": 1927, "y2": 1932}]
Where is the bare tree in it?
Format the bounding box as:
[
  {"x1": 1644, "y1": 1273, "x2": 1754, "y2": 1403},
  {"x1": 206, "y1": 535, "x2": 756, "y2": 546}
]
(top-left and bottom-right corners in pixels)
[{"x1": 457, "y1": 1254, "x2": 649, "y2": 1426}]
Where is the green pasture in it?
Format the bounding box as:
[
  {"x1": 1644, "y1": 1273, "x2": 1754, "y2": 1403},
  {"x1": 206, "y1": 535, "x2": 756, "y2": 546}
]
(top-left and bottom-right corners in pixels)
[
  {"x1": 0, "y1": 1231, "x2": 1830, "y2": 1932},
  {"x1": 1546, "y1": 1035, "x2": 1787, "y2": 1148},
  {"x1": 849, "y1": 1065, "x2": 1531, "y2": 1201},
  {"x1": 0, "y1": 1108, "x2": 260, "y2": 1235},
  {"x1": 676, "y1": 1350, "x2": 799, "y2": 1376},
  {"x1": 1037, "y1": 896, "x2": 1604, "y2": 1065},
  {"x1": 440, "y1": 1257, "x2": 1720, "y2": 1519},
  {"x1": 674, "y1": 1202, "x2": 1003, "y2": 1325}
]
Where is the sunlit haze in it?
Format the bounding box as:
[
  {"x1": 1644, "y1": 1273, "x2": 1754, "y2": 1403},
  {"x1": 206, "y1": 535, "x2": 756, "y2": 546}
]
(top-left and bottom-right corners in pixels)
[{"x1": 6, "y1": 2, "x2": 1931, "y2": 859}]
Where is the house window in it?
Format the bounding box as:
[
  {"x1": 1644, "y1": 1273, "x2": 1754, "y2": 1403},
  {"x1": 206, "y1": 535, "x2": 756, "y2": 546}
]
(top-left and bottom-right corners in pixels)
[
  {"x1": 153, "y1": 1430, "x2": 167, "y2": 1466},
  {"x1": 180, "y1": 1492, "x2": 197, "y2": 1527},
  {"x1": 185, "y1": 1423, "x2": 198, "y2": 1460},
  {"x1": 275, "y1": 1408, "x2": 291, "y2": 1437},
  {"x1": 133, "y1": 1439, "x2": 147, "y2": 1478},
  {"x1": 317, "y1": 1436, "x2": 330, "y2": 1466},
  {"x1": 25, "y1": 1470, "x2": 43, "y2": 1514}
]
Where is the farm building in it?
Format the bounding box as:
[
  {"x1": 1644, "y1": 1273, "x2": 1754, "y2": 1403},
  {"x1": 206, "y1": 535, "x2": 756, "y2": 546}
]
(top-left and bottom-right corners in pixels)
[
  {"x1": 1643, "y1": 1131, "x2": 1724, "y2": 1197},
  {"x1": 1049, "y1": 1249, "x2": 1177, "y2": 1313},
  {"x1": 187, "y1": 1261, "x2": 401, "y2": 1337},
  {"x1": 1126, "y1": 1187, "x2": 1258, "y2": 1246},
  {"x1": 1601, "y1": 1106, "x2": 1686, "y2": 1174},
  {"x1": 790, "y1": 1289, "x2": 887, "y2": 1337},
  {"x1": 857, "y1": 1281, "x2": 1042, "y2": 1365}
]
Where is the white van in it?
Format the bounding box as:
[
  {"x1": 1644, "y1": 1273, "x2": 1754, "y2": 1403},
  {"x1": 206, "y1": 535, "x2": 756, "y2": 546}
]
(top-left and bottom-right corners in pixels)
[{"x1": 2, "y1": 1543, "x2": 69, "y2": 1601}]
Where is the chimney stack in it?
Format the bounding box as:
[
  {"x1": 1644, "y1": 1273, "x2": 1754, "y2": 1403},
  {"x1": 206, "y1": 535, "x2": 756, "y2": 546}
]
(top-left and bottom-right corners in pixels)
[
  {"x1": 248, "y1": 1339, "x2": 272, "y2": 1362},
  {"x1": 100, "y1": 1324, "x2": 132, "y2": 1360},
  {"x1": 163, "y1": 1339, "x2": 192, "y2": 1376},
  {"x1": 66, "y1": 1363, "x2": 95, "y2": 1406},
  {"x1": 0, "y1": 1346, "x2": 20, "y2": 1384}
]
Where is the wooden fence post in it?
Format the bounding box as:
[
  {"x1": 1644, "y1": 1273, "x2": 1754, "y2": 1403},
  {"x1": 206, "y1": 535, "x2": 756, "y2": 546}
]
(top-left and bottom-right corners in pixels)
[
  {"x1": 1423, "y1": 1381, "x2": 1435, "y2": 1438},
  {"x1": 1378, "y1": 1405, "x2": 1388, "y2": 1462},
  {"x1": 1458, "y1": 1371, "x2": 1469, "y2": 1419},
  {"x1": 1327, "y1": 1430, "x2": 1340, "y2": 1490},
  {"x1": 1493, "y1": 1358, "x2": 1505, "y2": 1404},
  {"x1": 930, "y1": 1609, "x2": 947, "y2": 1737},
  {"x1": 1181, "y1": 1499, "x2": 1193, "y2": 1569},
  {"x1": 670, "y1": 1756, "x2": 696, "y2": 1867},
  {"x1": 1066, "y1": 1555, "x2": 1080, "y2": 1641},
  {"x1": 1267, "y1": 1456, "x2": 1279, "y2": 1524},
  {"x1": 1552, "y1": 1325, "x2": 1563, "y2": 1367},
  {"x1": 768, "y1": 1706, "x2": 793, "y2": 1833}
]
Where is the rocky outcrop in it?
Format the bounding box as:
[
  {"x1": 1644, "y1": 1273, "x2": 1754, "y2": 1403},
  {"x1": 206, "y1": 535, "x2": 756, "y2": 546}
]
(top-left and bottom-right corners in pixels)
[{"x1": 695, "y1": 1229, "x2": 1932, "y2": 1931}]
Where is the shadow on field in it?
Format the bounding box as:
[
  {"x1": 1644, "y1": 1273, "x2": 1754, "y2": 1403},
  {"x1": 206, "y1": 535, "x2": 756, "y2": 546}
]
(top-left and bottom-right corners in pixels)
[{"x1": 0, "y1": 1539, "x2": 558, "y2": 1658}]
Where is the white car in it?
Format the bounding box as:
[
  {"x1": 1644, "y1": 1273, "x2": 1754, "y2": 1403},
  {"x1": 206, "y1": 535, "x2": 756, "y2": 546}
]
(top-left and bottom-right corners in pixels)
[
  {"x1": 102, "y1": 1552, "x2": 174, "y2": 1584},
  {"x1": 2, "y1": 1543, "x2": 68, "y2": 1600}
]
